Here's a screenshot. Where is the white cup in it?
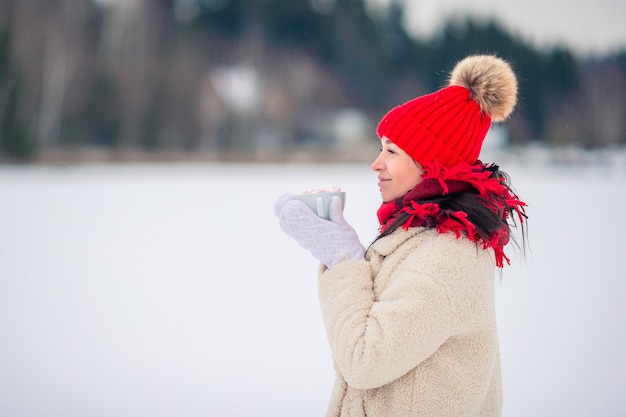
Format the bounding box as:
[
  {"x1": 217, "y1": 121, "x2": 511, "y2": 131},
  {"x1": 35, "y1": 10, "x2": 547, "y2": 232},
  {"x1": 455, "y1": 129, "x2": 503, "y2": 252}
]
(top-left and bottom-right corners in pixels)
[{"x1": 293, "y1": 192, "x2": 346, "y2": 220}]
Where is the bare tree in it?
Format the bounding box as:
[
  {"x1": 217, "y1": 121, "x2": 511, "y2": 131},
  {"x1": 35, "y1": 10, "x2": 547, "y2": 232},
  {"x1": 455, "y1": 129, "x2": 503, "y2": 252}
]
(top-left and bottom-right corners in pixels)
[
  {"x1": 586, "y1": 65, "x2": 626, "y2": 148},
  {"x1": 7, "y1": 0, "x2": 96, "y2": 149},
  {"x1": 97, "y1": 0, "x2": 167, "y2": 148}
]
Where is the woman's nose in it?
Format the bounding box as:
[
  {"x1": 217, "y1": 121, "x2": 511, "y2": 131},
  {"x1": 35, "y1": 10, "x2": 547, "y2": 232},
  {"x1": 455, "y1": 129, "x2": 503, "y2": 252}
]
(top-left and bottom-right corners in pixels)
[{"x1": 371, "y1": 155, "x2": 383, "y2": 172}]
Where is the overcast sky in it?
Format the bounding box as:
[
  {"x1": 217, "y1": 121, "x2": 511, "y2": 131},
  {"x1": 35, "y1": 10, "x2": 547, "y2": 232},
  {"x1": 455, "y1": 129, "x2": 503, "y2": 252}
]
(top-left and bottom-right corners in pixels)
[{"x1": 398, "y1": 0, "x2": 626, "y2": 56}]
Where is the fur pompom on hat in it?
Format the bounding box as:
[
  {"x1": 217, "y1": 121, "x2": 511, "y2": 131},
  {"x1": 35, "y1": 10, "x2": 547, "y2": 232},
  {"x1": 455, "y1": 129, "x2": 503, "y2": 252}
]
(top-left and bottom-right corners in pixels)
[{"x1": 376, "y1": 55, "x2": 518, "y2": 168}]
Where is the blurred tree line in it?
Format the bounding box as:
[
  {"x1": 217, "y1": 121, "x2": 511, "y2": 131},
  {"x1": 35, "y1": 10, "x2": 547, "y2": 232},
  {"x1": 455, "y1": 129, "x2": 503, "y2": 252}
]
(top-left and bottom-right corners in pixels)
[{"x1": 0, "y1": 0, "x2": 625, "y2": 161}]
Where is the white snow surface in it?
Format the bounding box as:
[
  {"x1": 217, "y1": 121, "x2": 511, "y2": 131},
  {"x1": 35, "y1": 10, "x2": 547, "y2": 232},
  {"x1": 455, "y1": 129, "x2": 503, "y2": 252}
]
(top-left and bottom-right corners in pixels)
[{"x1": 1, "y1": 160, "x2": 625, "y2": 417}]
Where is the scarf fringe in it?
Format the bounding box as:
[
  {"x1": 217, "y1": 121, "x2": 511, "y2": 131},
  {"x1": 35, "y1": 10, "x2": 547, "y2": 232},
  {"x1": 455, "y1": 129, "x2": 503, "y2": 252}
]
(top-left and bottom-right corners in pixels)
[{"x1": 379, "y1": 160, "x2": 526, "y2": 268}]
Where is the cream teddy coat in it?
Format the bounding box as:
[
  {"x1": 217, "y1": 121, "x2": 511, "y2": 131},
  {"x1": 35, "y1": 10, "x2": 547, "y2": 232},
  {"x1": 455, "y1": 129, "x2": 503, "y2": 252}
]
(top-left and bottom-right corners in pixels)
[{"x1": 317, "y1": 227, "x2": 502, "y2": 417}]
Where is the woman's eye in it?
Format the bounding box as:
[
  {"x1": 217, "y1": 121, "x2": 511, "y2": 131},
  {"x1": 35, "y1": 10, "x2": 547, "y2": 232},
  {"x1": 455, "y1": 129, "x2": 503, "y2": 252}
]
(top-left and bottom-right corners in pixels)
[{"x1": 387, "y1": 149, "x2": 395, "y2": 154}]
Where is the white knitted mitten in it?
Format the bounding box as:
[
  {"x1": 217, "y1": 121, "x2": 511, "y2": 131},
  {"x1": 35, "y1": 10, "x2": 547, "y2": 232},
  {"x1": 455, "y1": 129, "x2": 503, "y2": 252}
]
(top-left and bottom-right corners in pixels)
[{"x1": 275, "y1": 194, "x2": 365, "y2": 268}]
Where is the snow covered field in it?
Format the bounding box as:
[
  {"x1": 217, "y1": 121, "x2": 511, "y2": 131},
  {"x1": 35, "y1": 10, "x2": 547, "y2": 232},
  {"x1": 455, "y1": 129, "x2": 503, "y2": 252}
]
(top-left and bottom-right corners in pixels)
[{"x1": 1, "y1": 158, "x2": 625, "y2": 417}]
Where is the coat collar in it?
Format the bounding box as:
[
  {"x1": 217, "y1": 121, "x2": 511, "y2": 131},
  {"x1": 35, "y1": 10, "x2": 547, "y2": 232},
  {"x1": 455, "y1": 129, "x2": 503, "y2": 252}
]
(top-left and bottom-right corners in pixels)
[{"x1": 368, "y1": 227, "x2": 429, "y2": 257}]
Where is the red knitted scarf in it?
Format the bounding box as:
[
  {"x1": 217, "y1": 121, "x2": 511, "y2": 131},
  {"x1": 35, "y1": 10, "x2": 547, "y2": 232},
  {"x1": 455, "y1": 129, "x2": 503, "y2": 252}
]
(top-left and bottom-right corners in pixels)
[{"x1": 377, "y1": 161, "x2": 527, "y2": 268}]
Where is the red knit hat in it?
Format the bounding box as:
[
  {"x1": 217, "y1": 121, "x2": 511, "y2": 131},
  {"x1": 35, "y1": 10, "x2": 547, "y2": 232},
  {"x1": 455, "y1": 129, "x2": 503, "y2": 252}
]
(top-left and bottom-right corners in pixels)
[{"x1": 377, "y1": 55, "x2": 518, "y2": 168}]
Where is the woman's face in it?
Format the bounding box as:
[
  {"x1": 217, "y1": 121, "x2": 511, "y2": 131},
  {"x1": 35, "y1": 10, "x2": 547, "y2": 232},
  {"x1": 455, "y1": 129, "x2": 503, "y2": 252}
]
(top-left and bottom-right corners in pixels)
[{"x1": 371, "y1": 136, "x2": 424, "y2": 202}]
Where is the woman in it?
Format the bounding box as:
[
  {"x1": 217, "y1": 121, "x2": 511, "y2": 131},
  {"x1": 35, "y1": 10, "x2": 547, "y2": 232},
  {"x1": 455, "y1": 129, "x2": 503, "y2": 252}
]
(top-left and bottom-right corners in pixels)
[{"x1": 275, "y1": 55, "x2": 527, "y2": 417}]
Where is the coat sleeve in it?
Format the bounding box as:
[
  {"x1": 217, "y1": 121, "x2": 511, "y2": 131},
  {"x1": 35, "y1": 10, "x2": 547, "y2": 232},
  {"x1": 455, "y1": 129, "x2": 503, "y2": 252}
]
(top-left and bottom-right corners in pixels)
[{"x1": 317, "y1": 235, "x2": 484, "y2": 390}]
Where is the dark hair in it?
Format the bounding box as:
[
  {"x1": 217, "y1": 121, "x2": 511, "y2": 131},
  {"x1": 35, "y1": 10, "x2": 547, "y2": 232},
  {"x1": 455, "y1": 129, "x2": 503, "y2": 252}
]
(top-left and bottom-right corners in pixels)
[{"x1": 374, "y1": 168, "x2": 528, "y2": 253}]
